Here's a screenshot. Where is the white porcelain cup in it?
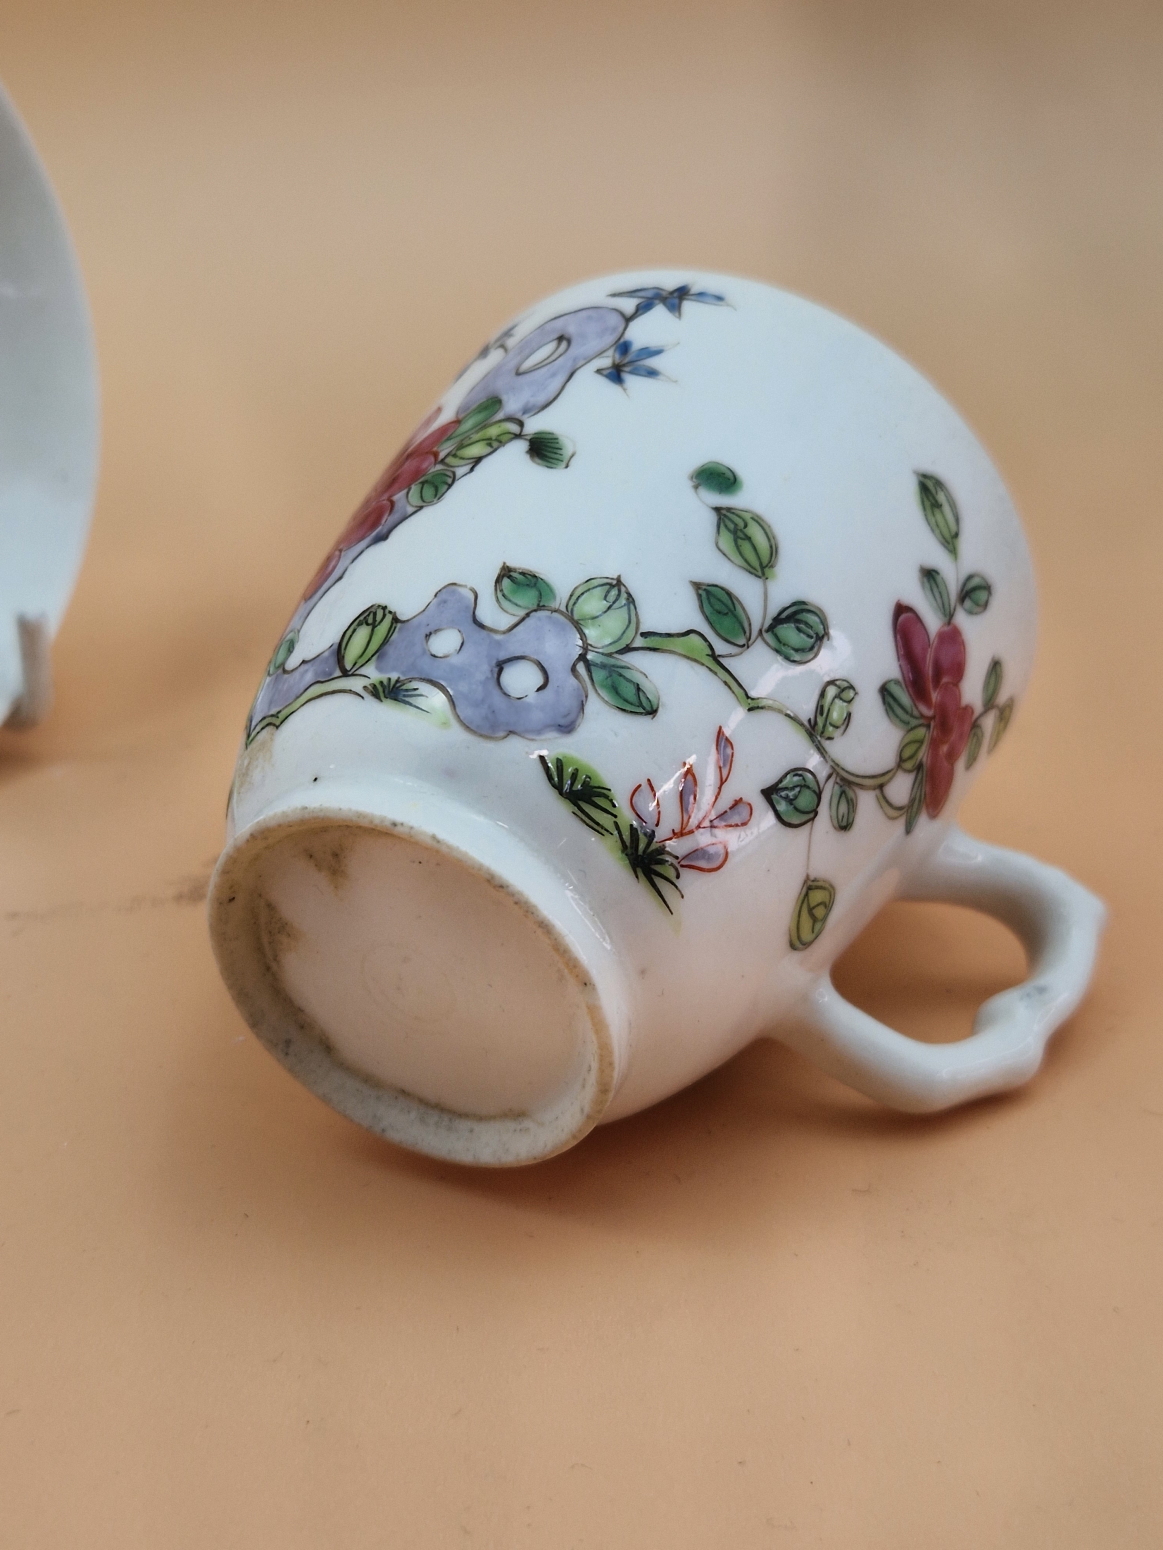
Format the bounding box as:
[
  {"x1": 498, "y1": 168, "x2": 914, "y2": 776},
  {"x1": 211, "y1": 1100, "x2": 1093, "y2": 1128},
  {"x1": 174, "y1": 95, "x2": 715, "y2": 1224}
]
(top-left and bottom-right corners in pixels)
[{"x1": 210, "y1": 270, "x2": 1105, "y2": 1165}]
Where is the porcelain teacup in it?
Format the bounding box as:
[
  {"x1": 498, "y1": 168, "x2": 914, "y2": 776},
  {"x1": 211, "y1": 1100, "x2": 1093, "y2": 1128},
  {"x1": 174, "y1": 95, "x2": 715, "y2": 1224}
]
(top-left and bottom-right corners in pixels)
[{"x1": 209, "y1": 270, "x2": 1104, "y2": 1165}]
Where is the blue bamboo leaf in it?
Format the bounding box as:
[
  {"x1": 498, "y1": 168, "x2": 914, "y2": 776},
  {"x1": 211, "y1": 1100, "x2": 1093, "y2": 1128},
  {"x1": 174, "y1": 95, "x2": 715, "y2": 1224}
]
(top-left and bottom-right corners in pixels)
[
  {"x1": 610, "y1": 282, "x2": 726, "y2": 320},
  {"x1": 612, "y1": 339, "x2": 632, "y2": 362},
  {"x1": 625, "y1": 345, "x2": 666, "y2": 364},
  {"x1": 597, "y1": 366, "x2": 626, "y2": 386},
  {"x1": 624, "y1": 363, "x2": 663, "y2": 378}
]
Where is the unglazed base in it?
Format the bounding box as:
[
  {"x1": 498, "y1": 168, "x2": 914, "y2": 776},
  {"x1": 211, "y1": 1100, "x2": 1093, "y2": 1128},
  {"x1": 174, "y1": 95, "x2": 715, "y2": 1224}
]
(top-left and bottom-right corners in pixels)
[{"x1": 209, "y1": 806, "x2": 621, "y2": 1165}]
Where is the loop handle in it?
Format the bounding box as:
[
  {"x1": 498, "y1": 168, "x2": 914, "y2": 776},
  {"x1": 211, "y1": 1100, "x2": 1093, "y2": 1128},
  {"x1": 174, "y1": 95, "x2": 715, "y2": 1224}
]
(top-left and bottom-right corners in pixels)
[{"x1": 780, "y1": 827, "x2": 1106, "y2": 1112}]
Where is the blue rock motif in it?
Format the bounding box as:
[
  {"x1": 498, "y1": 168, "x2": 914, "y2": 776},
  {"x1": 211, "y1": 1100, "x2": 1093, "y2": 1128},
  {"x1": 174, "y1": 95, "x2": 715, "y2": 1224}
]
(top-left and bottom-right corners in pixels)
[
  {"x1": 247, "y1": 279, "x2": 730, "y2": 746},
  {"x1": 373, "y1": 585, "x2": 586, "y2": 739},
  {"x1": 458, "y1": 308, "x2": 627, "y2": 421}
]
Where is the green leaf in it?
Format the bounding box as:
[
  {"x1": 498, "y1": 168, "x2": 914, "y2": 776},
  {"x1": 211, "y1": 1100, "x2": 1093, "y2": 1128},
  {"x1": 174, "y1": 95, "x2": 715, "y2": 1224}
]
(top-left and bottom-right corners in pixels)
[
  {"x1": 905, "y1": 766, "x2": 926, "y2": 833},
  {"x1": 790, "y1": 876, "x2": 836, "y2": 951},
  {"x1": 586, "y1": 653, "x2": 659, "y2": 715},
  {"x1": 526, "y1": 429, "x2": 575, "y2": 469},
  {"x1": 268, "y1": 631, "x2": 297, "y2": 675},
  {"x1": 916, "y1": 472, "x2": 960, "y2": 559},
  {"x1": 538, "y1": 752, "x2": 623, "y2": 837},
  {"x1": 691, "y1": 460, "x2": 742, "y2": 497},
  {"x1": 539, "y1": 752, "x2": 682, "y2": 912},
  {"x1": 959, "y1": 573, "x2": 992, "y2": 615},
  {"x1": 762, "y1": 601, "x2": 829, "y2": 664},
  {"x1": 567, "y1": 576, "x2": 639, "y2": 652},
  {"x1": 965, "y1": 722, "x2": 984, "y2": 769},
  {"x1": 408, "y1": 465, "x2": 456, "y2": 507},
  {"x1": 898, "y1": 723, "x2": 929, "y2": 772},
  {"x1": 813, "y1": 678, "x2": 857, "y2": 740},
  {"x1": 442, "y1": 397, "x2": 502, "y2": 447},
  {"x1": 363, "y1": 675, "x2": 439, "y2": 717},
  {"x1": 876, "y1": 786, "x2": 910, "y2": 820},
  {"x1": 989, "y1": 697, "x2": 1014, "y2": 752},
  {"x1": 338, "y1": 604, "x2": 397, "y2": 674},
  {"x1": 982, "y1": 656, "x2": 1002, "y2": 710},
  {"x1": 761, "y1": 767, "x2": 822, "y2": 828},
  {"x1": 880, "y1": 678, "x2": 924, "y2": 730},
  {"x1": 692, "y1": 581, "x2": 751, "y2": 647},
  {"x1": 920, "y1": 566, "x2": 954, "y2": 623},
  {"x1": 495, "y1": 564, "x2": 556, "y2": 615},
  {"x1": 617, "y1": 821, "x2": 684, "y2": 914},
  {"x1": 830, "y1": 781, "x2": 857, "y2": 832},
  {"x1": 714, "y1": 506, "x2": 778, "y2": 580},
  {"x1": 443, "y1": 418, "x2": 523, "y2": 466}
]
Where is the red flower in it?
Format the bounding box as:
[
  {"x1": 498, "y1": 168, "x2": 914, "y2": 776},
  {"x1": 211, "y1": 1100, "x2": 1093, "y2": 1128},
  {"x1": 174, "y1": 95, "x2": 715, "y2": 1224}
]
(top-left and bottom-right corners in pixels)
[
  {"x1": 893, "y1": 603, "x2": 975, "y2": 819},
  {"x1": 301, "y1": 409, "x2": 460, "y2": 602}
]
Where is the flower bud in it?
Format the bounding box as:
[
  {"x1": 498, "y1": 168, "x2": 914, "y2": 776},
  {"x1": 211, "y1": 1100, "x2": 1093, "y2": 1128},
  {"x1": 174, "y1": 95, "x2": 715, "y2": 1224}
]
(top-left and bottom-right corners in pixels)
[
  {"x1": 267, "y1": 631, "x2": 297, "y2": 675},
  {"x1": 829, "y1": 780, "x2": 857, "y2": 832},
  {"x1": 790, "y1": 876, "x2": 836, "y2": 950},
  {"x1": 762, "y1": 600, "x2": 829, "y2": 664},
  {"x1": 761, "y1": 767, "x2": 822, "y2": 828},
  {"x1": 566, "y1": 576, "x2": 639, "y2": 652},
  {"x1": 338, "y1": 604, "x2": 397, "y2": 675},
  {"x1": 812, "y1": 678, "x2": 857, "y2": 740}
]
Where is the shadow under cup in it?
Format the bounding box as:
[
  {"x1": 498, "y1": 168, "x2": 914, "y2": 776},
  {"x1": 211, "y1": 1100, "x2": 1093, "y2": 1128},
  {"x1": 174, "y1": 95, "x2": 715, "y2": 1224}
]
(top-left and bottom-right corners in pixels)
[{"x1": 208, "y1": 794, "x2": 628, "y2": 1165}]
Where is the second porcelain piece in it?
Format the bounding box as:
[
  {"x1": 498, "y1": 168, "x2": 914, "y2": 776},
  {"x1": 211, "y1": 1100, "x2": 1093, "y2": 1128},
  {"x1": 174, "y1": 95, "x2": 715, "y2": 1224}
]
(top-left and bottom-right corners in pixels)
[
  {"x1": 210, "y1": 271, "x2": 1104, "y2": 1164},
  {"x1": 0, "y1": 85, "x2": 98, "y2": 726}
]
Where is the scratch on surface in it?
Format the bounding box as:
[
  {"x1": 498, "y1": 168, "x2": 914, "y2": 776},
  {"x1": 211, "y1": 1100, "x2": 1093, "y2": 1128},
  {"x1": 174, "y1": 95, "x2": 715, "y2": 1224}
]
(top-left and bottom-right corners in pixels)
[{"x1": 4, "y1": 872, "x2": 212, "y2": 935}]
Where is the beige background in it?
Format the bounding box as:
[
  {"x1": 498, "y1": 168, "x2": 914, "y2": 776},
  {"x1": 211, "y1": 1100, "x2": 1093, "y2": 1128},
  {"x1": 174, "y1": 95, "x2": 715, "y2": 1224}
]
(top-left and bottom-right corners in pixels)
[{"x1": 1, "y1": 1, "x2": 1161, "y2": 1544}]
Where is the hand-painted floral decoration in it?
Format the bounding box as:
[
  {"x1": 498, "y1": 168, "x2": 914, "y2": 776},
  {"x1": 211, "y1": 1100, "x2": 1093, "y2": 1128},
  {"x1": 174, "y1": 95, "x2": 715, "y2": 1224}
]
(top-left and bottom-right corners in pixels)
[
  {"x1": 610, "y1": 283, "x2": 728, "y2": 319},
  {"x1": 254, "y1": 281, "x2": 727, "y2": 737},
  {"x1": 538, "y1": 726, "x2": 751, "y2": 914},
  {"x1": 537, "y1": 467, "x2": 1013, "y2": 945},
  {"x1": 248, "y1": 280, "x2": 1012, "y2": 949},
  {"x1": 251, "y1": 583, "x2": 587, "y2": 742}
]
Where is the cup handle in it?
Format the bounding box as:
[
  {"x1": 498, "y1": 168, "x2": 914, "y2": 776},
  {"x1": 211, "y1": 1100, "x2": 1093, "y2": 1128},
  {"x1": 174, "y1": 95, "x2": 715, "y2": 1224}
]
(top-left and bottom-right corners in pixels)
[{"x1": 778, "y1": 826, "x2": 1107, "y2": 1112}]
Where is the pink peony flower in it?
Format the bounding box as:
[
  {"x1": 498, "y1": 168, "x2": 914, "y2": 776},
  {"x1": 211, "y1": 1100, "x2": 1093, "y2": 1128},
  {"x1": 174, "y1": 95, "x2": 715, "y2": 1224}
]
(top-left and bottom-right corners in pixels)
[
  {"x1": 301, "y1": 410, "x2": 460, "y2": 602},
  {"x1": 893, "y1": 603, "x2": 975, "y2": 818}
]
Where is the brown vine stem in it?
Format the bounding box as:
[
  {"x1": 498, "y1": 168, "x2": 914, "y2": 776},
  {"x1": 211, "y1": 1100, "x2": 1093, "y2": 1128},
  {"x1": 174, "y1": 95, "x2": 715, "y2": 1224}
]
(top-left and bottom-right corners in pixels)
[
  {"x1": 629, "y1": 630, "x2": 900, "y2": 792},
  {"x1": 247, "y1": 675, "x2": 371, "y2": 743}
]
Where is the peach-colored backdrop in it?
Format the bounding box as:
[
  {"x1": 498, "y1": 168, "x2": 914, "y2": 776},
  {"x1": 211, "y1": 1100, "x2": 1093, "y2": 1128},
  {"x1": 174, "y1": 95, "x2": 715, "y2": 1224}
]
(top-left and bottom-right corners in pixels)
[{"x1": 1, "y1": 2, "x2": 1160, "y2": 1544}]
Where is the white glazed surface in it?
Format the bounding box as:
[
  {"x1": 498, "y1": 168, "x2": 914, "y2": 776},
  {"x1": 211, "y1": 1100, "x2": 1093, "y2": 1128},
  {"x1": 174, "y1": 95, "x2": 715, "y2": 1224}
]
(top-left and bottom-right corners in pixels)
[
  {"x1": 0, "y1": 85, "x2": 98, "y2": 720},
  {"x1": 214, "y1": 270, "x2": 1064, "y2": 1158}
]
